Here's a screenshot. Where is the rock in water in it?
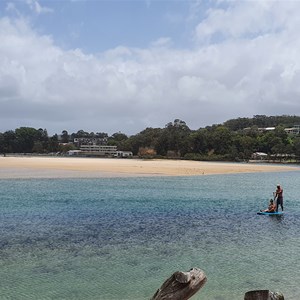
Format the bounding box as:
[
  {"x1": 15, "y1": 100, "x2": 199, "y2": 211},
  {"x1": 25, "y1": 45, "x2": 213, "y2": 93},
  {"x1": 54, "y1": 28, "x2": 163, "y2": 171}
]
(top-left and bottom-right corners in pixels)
[
  {"x1": 151, "y1": 267, "x2": 207, "y2": 300},
  {"x1": 244, "y1": 290, "x2": 284, "y2": 300}
]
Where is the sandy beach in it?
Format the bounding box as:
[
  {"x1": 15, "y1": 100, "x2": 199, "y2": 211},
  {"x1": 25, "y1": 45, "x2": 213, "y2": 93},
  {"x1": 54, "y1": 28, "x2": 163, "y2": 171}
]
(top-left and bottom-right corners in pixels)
[{"x1": 0, "y1": 156, "x2": 298, "y2": 179}]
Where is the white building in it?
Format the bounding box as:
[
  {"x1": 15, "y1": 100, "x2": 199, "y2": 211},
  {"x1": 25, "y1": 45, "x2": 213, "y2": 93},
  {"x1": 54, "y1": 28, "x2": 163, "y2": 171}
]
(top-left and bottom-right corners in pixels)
[
  {"x1": 73, "y1": 137, "x2": 107, "y2": 146},
  {"x1": 80, "y1": 145, "x2": 117, "y2": 156},
  {"x1": 114, "y1": 151, "x2": 133, "y2": 158},
  {"x1": 251, "y1": 152, "x2": 268, "y2": 160},
  {"x1": 67, "y1": 150, "x2": 82, "y2": 156},
  {"x1": 285, "y1": 125, "x2": 300, "y2": 135}
]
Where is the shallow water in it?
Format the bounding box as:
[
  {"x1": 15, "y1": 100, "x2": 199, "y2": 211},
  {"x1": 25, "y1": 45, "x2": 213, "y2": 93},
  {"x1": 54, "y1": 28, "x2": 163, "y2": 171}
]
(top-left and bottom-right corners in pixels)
[{"x1": 1, "y1": 171, "x2": 300, "y2": 299}]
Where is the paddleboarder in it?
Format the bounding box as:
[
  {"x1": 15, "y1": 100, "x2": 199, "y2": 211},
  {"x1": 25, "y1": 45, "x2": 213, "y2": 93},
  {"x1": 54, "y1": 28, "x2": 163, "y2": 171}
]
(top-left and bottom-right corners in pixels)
[{"x1": 274, "y1": 184, "x2": 284, "y2": 212}]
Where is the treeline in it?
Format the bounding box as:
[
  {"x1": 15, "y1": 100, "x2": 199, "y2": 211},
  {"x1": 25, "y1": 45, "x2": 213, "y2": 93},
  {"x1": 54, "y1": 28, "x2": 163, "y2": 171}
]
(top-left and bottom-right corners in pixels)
[
  {"x1": 223, "y1": 115, "x2": 300, "y2": 131},
  {"x1": 1, "y1": 115, "x2": 300, "y2": 161}
]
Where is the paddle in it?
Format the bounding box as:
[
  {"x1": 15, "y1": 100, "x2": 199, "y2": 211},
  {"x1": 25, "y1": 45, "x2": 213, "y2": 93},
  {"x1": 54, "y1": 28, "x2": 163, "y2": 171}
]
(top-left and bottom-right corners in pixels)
[{"x1": 273, "y1": 191, "x2": 278, "y2": 211}]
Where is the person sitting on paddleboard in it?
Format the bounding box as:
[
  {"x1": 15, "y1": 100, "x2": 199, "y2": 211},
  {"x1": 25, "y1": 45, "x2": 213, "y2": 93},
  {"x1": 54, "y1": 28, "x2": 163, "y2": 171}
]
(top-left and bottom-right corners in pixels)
[
  {"x1": 260, "y1": 199, "x2": 276, "y2": 213},
  {"x1": 274, "y1": 184, "x2": 284, "y2": 212}
]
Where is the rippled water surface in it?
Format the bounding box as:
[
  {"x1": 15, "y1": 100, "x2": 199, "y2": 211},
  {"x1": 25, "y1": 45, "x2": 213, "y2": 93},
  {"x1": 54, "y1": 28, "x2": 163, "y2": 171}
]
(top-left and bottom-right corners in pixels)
[{"x1": 1, "y1": 171, "x2": 300, "y2": 299}]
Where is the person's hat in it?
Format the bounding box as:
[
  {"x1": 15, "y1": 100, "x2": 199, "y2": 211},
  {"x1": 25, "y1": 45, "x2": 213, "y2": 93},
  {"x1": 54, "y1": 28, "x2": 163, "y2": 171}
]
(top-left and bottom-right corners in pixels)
[{"x1": 277, "y1": 184, "x2": 280, "y2": 187}]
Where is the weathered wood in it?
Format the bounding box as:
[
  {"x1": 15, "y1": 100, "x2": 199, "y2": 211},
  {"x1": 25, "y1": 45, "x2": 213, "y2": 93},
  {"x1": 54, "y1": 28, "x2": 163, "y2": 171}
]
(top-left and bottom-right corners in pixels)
[
  {"x1": 151, "y1": 267, "x2": 207, "y2": 300},
  {"x1": 244, "y1": 290, "x2": 284, "y2": 300}
]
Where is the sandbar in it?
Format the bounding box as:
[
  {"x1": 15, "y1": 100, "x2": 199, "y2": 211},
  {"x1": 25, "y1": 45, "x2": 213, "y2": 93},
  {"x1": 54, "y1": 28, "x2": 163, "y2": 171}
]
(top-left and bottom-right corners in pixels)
[{"x1": 0, "y1": 156, "x2": 298, "y2": 179}]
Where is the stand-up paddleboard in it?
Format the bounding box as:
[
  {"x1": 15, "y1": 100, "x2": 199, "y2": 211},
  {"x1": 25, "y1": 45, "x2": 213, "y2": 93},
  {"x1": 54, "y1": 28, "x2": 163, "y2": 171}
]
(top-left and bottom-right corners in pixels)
[{"x1": 257, "y1": 211, "x2": 284, "y2": 216}]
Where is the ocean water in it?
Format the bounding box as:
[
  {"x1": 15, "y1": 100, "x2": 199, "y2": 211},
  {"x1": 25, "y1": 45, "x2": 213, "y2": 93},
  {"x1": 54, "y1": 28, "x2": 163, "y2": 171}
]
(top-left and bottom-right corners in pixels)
[{"x1": 1, "y1": 171, "x2": 300, "y2": 300}]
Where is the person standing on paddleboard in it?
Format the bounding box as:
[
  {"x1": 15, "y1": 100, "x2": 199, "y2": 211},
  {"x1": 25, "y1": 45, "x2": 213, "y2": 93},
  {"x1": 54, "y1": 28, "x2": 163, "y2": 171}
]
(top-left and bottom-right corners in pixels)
[{"x1": 274, "y1": 184, "x2": 283, "y2": 212}]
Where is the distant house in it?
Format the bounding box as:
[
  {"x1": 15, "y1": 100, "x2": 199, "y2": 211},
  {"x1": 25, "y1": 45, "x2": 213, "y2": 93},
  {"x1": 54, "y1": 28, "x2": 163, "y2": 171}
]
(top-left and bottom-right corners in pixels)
[
  {"x1": 251, "y1": 152, "x2": 268, "y2": 160},
  {"x1": 257, "y1": 127, "x2": 275, "y2": 132},
  {"x1": 244, "y1": 125, "x2": 300, "y2": 136},
  {"x1": 73, "y1": 137, "x2": 107, "y2": 146},
  {"x1": 245, "y1": 127, "x2": 276, "y2": 133},
  {"x1": 67, "y1": 150, "x2": 82, "y2": 156},
  {"x1": 284, "y1": 125, "x2": 300, "y2": 136},
  {"x1": 114, "y1": 151, "x2": 133, "y2": 158}
]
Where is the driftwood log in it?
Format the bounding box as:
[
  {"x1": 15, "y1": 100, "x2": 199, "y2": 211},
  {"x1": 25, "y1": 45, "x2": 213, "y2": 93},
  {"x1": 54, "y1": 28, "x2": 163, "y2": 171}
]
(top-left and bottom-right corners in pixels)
[
  {"x1": 151, "y1": 267, "x2": 207, "y2": 300},
  {"x1": 244, "y1": 290, "x2": 284, "y2": 300}
]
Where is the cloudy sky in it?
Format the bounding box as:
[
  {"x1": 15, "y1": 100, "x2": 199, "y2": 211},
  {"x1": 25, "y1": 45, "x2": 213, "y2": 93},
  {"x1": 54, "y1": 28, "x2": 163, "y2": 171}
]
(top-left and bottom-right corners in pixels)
[{"x1": 1, "y1": 0, "x2": 300, "y2": 135}]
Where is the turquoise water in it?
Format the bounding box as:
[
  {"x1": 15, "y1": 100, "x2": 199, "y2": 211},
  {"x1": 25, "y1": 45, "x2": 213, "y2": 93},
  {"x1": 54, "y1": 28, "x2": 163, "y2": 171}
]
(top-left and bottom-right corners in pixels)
[{"x1": 1, "y1": 171, "x2": 300, "y2": 300}]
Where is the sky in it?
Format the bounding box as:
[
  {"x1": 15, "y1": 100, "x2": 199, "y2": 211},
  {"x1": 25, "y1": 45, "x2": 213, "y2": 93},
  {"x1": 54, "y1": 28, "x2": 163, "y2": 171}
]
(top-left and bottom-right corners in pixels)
[{"x1": 1, "y1": 0, "x2": 300, "y2": 136}]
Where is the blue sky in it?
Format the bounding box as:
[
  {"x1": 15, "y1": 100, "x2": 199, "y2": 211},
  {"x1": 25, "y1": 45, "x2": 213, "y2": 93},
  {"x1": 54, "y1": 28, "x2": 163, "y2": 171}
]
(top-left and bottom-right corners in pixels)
[
  {"x1": 1, "y1": 0, "x2": 300, "y2": 135},
  {"x1": 1, "y1": 1, "x2": 202, "y2": 52}
]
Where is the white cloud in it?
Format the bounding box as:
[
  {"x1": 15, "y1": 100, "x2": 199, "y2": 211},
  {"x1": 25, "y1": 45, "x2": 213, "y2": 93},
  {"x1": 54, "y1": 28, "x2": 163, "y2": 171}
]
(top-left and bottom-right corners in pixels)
[
  {"x1": 194, "y1": 1, "x2": 298, "y2": 43},
  {"x1": 150, "y1": 37, "x2": 172, "y2": 48},
  {"x1": 1, "y1": 1, "x2": 300, "y2": 135},
  {"x1": 6, "y1": 2, "x2": 17, "y2": 12},
  {"x1": 26, "y1": 0, "x2": 53, "y2": 14}
]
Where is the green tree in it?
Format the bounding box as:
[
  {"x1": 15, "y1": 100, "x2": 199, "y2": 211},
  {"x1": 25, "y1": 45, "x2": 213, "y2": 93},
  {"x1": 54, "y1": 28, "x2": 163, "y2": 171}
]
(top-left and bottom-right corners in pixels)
[
  {"x1": 59, "y1": 143, "x2": 76, "y2": 154},
  {"x1": 0, "y1": 132, "x2": 4, "y2": 154},
  {"x1": 109, "y1": 132, "x2": 128, "y2": 142},
  {"x1": 2, "y1": 130, "x2": 17, "y2": 153},
  {"x1": 274, "y1": 126, "x2": 288, "y2": 142},
  {"x1": 15, "y1": 127, "x2": 39, "y2": 153},
  {"x1": 156, "y1": 119, "x2": 191, "y2": 156},
  {"x1": 257, "y1": 131, "x2": 281, "y2": 154},
  {"x1": 73, "y1": 130, "x2": 89, "y2": 138},
  {"x1": 96, "y1": 132, "x2": 108, "y2": 138},
  {"x1": 36, "y1": 128, "x2": 49, "y2": 153},
  {"x1": 32, "y1": 141, "x2": 44, "y2": 153},
  {"x1": 61, "y1": 130, "x2": 69, "y2": 143},
  {"x1": 293, "y1": 137, "x2": 300, "y2": 159},
  {"x1": 108, "y1": 132, "x2": 128, "y2": 150},
  {"x1": 48, "y1": 134, "x2": 59, "y2": 152},
  {"x1": 224, "y1": 117, "x2": 253, "y2": 131},
  {"x1": 271, "y1": 143, "x2": 286, "y2": 155},
  {"x1": 210, "y1": 126, "x2": 233, "y2": 155},
  {"x1": 130, "y1": 127, "x2": 162, "y2": 155},
  {"x1": 125, "y1": 135, "x2": 141, "y2": 155},
  {"x1": 232, "y1": 134, "x2": 257, "y2": 159},
  {"x1": 189, "y1": 129, "x2": 209, "y2": 154}
]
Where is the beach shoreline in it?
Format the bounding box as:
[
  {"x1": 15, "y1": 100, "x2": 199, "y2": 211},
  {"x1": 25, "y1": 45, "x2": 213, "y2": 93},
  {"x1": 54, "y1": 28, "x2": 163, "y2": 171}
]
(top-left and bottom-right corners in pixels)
[{"x1": 0, "y1": 156, "x2": 298, "y2": 179}]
